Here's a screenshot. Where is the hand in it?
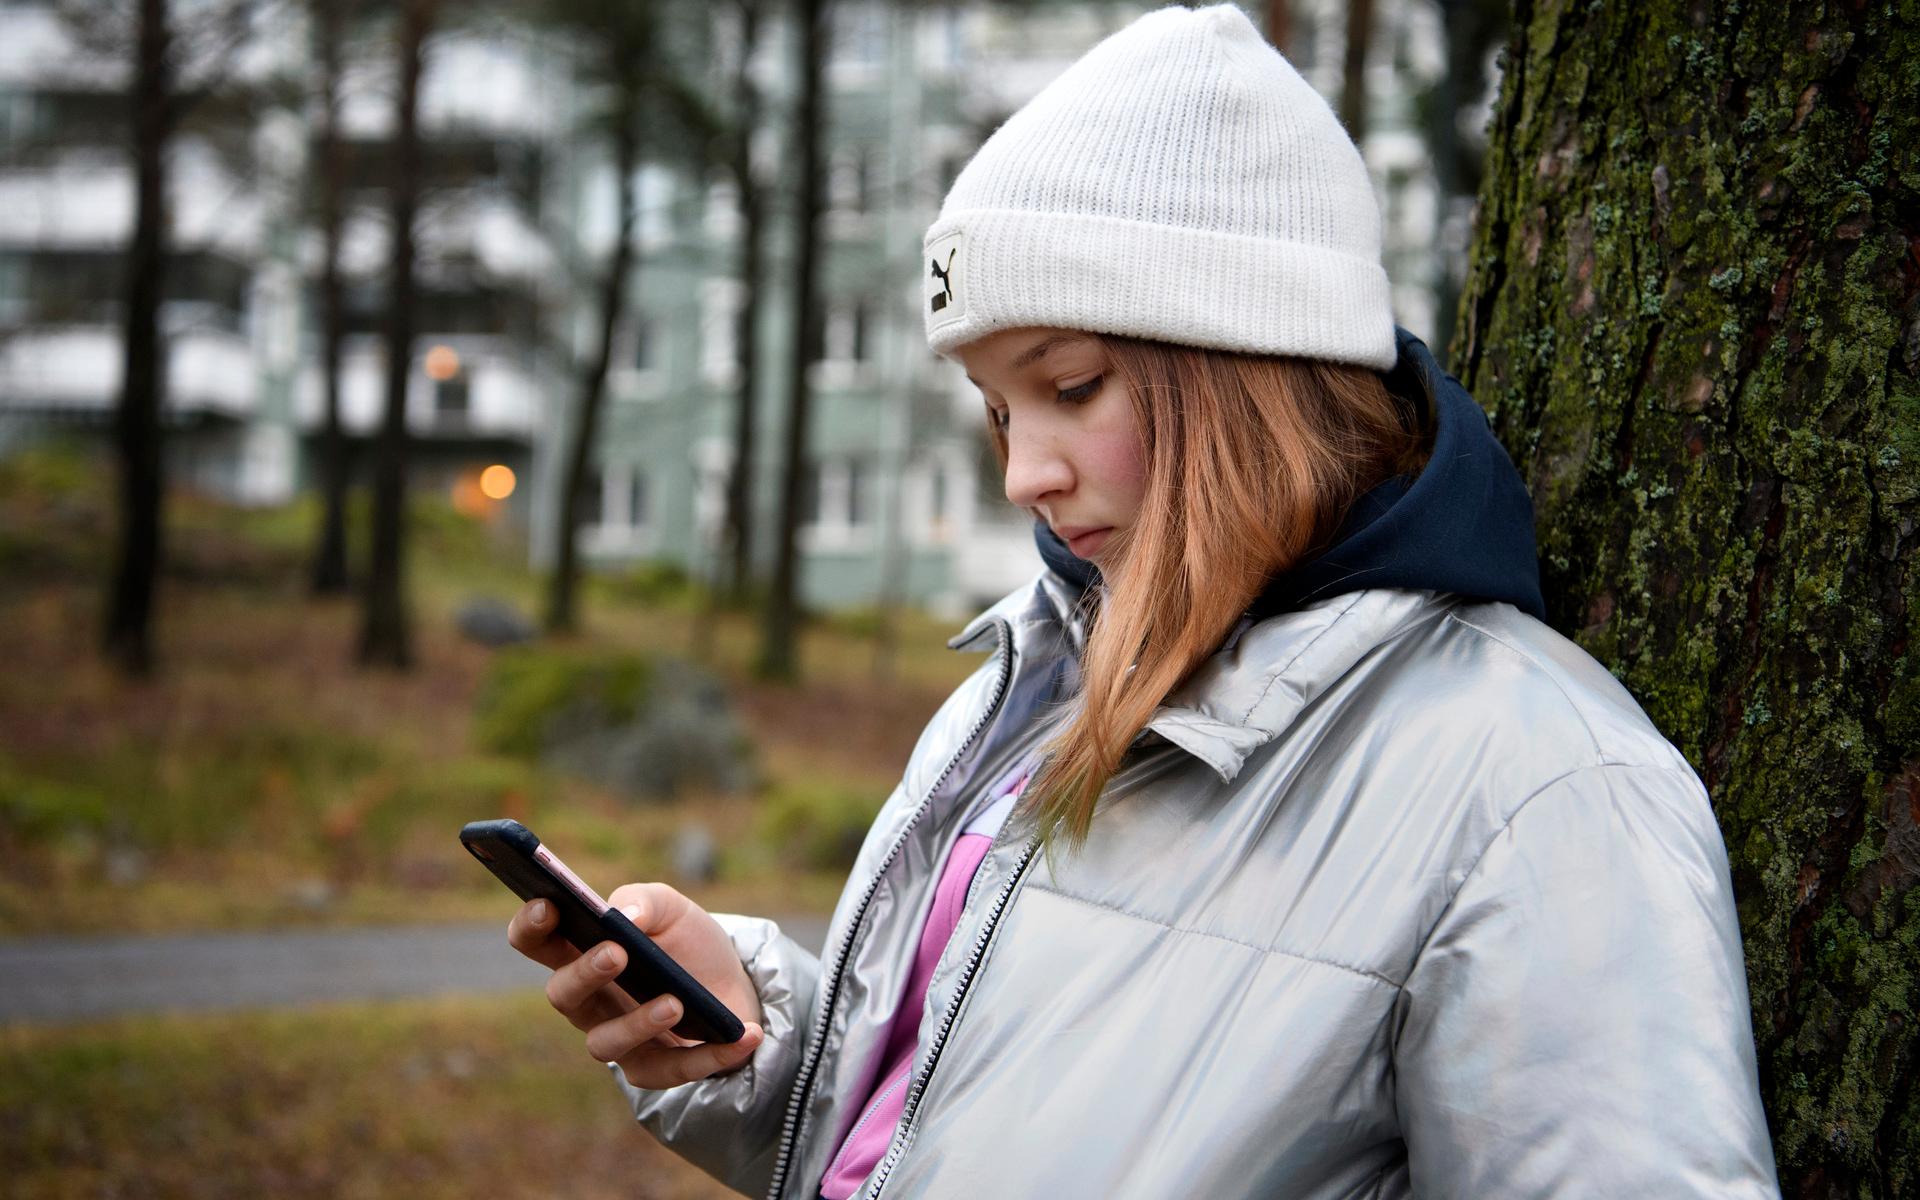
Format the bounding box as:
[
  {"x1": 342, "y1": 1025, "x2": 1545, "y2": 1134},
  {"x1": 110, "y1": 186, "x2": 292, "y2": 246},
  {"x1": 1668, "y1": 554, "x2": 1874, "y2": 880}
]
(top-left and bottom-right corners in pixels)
[{"x1": 506, "y1": 883, "x2": 766, "y2": 1089}]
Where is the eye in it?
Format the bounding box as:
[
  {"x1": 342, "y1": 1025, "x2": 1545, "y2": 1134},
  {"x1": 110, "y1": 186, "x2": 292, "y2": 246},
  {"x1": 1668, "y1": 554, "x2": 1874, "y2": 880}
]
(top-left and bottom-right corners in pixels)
[{"x1": 1056, "y1": 375, "x2": 1103, "y2": 404}]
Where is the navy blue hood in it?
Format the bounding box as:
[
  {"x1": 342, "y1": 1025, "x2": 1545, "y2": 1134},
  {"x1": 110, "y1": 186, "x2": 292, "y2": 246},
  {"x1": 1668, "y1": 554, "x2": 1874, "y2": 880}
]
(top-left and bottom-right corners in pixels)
[{"x1": 1033, "y1": 327, "x2": 1546, "y2": 622}]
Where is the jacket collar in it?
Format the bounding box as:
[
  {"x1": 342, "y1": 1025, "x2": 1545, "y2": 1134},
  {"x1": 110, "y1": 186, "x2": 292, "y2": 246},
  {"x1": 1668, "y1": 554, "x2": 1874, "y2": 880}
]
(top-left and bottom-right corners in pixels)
[
  {"x1": 949, "y1": 570, "x2": 1093, "y2": 658},
  {"x1": 954, "y1": 574, "x2": 1444, "y2": 784}
]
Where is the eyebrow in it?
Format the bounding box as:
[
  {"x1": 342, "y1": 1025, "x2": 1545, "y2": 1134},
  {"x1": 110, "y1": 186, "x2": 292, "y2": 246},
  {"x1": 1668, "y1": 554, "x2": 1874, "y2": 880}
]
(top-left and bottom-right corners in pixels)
[
  {"x1": 1010, "y1": 333, "x2": 1091, "y2": 369},
  {"x1": 964, "y1": 333, "x2": 1095, "y2": 388}
]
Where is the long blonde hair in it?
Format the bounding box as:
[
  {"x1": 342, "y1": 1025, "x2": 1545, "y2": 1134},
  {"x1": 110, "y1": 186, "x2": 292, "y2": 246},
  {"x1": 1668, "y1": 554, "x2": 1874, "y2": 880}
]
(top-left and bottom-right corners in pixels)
[{"x1": 989, "y1": 336, "x2": 1431, "y2": 850}]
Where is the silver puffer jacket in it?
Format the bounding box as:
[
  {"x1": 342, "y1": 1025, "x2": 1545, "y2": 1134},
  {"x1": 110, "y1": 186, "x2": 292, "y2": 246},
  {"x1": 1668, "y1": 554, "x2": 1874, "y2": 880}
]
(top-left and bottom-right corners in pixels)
[{"x1": 613, "y1": 574, "x2": 1781, "y2": 1198}]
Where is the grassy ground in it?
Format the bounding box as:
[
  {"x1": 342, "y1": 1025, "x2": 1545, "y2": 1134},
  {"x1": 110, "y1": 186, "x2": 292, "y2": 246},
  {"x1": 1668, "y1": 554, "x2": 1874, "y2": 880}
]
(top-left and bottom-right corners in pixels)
[
  {"x1": 0, "y1": 446, "x2": 980, "y2": 936},
  {"x1": 0, "y1": 992, "x2": 746, "y2": 1199}
]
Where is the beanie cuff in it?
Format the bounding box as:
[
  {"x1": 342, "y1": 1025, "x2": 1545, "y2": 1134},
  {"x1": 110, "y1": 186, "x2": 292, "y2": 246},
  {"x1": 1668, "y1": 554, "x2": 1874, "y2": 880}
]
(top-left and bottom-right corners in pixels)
[{"x1": 924, "y1": 208, "x2": 1398, "y2": 370}]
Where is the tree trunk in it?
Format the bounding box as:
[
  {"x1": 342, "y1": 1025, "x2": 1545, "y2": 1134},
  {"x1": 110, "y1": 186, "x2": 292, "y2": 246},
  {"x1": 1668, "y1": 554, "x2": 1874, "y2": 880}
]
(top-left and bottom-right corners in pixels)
[
  {"x1": 546, "y1": 92, "x2": 638, "y2": 636},
  {"x1": 310, "y1": 0, "x2": 352, "y2": 596},
  {"x1": 1423, "y1": 0, "x2": 1510, "y2": 364},
  {"x1": 103, "y1": 0, "x2": 172, "y2": 677},
  {"x1": 1455, "y1": 3, "x2": 1918, "y2": 1194},
  {"x1": 357, "y1": 0, "x2": 431, "y2": 669},
  {"x1": 757, "y1": 0, "x2": 825, "y2": 681},
  {"x1": 1338, "y1": 0, "x2": 1372, "y2": 143},
  {"x1": 722, "y1": 0, "x2": 763, "y2": 604},
  {"x1": 1262, "y1": 0, "x2": 1289, "y2": 57}
]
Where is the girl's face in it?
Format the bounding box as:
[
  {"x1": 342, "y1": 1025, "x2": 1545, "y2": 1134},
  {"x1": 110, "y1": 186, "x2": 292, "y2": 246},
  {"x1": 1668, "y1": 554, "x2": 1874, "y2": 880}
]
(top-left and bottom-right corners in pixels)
[{"x1": 953, "y1": 327, "x2": 1148, "y2": 566}]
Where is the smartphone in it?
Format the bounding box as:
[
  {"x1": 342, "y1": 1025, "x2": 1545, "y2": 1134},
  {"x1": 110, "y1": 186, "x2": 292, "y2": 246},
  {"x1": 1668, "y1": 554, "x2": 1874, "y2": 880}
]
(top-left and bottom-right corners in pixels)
[{"x1": 459, "y1": 818, "x2": 746, "y2": 1045}]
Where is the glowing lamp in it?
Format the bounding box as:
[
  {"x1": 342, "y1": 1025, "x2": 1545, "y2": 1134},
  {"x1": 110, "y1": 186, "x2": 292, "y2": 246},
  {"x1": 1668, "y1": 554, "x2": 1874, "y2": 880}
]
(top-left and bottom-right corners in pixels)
[
  {"x1": 479, "y1": 464, "x2": 516, "y2": 500},
  {"x1": 424, "y1": 344, "x2": 461, "y2": 381}
]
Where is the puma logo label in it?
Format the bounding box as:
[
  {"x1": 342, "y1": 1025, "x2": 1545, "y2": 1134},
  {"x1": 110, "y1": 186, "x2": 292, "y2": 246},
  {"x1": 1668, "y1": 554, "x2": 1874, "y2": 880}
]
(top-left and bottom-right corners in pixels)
[{"x1": 929, "y1": 248, "x2": 956, "y2": 312}]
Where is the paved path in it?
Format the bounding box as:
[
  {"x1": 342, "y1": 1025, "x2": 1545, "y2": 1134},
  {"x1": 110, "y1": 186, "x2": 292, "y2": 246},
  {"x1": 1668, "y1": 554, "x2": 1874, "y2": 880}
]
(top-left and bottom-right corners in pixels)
[{"x1": 0, "y1": 916, "x2": 832, "y2": 1025}]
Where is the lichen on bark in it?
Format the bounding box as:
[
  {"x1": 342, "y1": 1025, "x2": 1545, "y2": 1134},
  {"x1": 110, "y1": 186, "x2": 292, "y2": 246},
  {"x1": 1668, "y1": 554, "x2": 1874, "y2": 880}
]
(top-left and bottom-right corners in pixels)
[{"x1": 1455, "y1": 0, "x2": 1920, "y2": 1194}]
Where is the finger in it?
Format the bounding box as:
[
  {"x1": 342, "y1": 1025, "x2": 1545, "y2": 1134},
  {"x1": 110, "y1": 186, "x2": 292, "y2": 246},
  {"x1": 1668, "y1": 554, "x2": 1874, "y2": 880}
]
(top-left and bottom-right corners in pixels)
[
  {"x1": 612, "y1": 1023, "x2": 766, "y2": 1091},
  {"x1": 583, "y1": 992, "x2": 687, "y2": 1063},
  {"x1": 545, "y1": 940, "x2": 635, "y2": 1030},
  {"x1": 604, "y1": 882, "x2": 688, "y2": 935},
  {"x1": 506, "y1": 899, "x2": 579, "y2": 971}
]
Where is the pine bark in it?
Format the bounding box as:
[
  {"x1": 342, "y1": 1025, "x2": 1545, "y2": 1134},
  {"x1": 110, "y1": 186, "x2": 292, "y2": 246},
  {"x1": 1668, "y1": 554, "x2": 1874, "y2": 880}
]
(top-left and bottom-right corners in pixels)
[
  {"x1": 103, "y1": 0, "x2": 173, "y2": 676},
  {"x1": 1455, "y1": 2, "x2": 1919, "y2": 1194}
]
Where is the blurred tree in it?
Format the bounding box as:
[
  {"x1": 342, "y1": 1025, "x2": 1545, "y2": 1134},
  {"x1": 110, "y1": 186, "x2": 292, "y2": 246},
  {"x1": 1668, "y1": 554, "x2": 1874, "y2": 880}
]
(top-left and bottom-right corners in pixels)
[
  {"x1": 1417, "y1": 0, "x2": 1509, "y2": 366},
  {"x1": 358, "y1": 0, "x2": 436, "y2": 668},
  {"x1": 1337, "y1": 0, "x2": 1372, "y2": 143},
  {"x1": 757, "y1": 0, "x2": 828, "y2": 681},
  {"x1": 720, "y1": 0, "x2": 770, "y2": 606},
  {"x1": 102, "y1": 0, "x2": 175, "y2": 676},
  {"x1": 1261, "y1": 0, "x2": 1288, "y2": 57},
  {"x1": 693, "y1": 0, "x2": 770, "y2": 664},
  {"x1": 85, "y1": 0, "x2": 254, "y2": 675},
  {"x1": 1456, "y1": 2, "x2": 1917, "y2": 1192},
  {"x1": 308, "y1": 0, "x2": 358, "y2": 596},
  {"x1": 539, "y1": 0, "x2": 718, "y2": 635}
]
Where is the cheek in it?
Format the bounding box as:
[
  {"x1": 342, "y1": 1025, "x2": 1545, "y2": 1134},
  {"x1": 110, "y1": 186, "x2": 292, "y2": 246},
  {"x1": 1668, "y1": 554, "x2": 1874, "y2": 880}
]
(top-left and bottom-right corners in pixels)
[{"x1": 1081, "y1": 428, "x2": 1149, "y2": 516}]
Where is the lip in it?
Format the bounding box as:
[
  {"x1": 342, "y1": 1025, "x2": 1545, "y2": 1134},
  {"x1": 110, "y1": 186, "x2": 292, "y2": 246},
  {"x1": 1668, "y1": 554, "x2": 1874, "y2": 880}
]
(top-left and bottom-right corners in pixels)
[{"x1": 1055, "y1": 526, "x2": 1113, "y2": 558}]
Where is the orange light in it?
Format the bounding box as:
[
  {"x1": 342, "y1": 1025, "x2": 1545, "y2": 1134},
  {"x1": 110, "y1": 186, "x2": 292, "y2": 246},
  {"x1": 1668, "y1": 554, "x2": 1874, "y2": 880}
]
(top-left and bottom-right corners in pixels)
[
  {"x1": 424, "y1": 344, "x2": 461, "y2": 381},
  {"x1": 451, "y1": 476, "x2": 485, "y2": 516},
  {"x1": 479, "y1": 464, "x2": 516, "y2": 500}
]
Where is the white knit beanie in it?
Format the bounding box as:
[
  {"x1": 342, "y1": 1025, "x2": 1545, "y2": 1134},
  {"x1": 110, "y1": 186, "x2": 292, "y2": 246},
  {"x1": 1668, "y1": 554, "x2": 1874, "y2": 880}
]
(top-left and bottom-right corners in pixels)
[{"x1": 923, "y1": 4, "x2": 1396, "y2": 370}]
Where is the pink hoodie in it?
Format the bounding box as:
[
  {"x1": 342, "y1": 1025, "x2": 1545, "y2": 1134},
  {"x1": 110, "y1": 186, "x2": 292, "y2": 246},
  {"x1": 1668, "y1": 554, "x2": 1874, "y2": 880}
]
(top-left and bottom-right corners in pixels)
[{"x1": 817, "y1": 769, "x2": 1028, "y2": 1199}]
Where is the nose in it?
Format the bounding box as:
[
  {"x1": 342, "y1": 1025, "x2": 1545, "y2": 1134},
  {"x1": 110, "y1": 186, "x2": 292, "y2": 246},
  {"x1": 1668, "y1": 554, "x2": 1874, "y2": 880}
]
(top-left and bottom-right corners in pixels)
[{"x1": 1001, "y1": 420, "x2": 1073, "y2": 509}]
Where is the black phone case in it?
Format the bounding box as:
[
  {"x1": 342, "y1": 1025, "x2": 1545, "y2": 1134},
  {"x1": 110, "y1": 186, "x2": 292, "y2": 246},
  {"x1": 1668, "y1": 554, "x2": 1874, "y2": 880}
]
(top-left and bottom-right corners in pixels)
[{"x1": 459, "y1": 819, "x2": 746, "y2": 1045}]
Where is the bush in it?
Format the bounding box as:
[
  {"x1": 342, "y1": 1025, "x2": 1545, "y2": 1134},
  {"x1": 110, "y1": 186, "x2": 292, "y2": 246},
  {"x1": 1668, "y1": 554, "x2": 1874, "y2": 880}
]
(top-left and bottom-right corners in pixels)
[
  {"x1": 601, "y1": 559, "x2": 696, "y2": 608},
  {"x1": 0, "y1": 760, "x2": 110, "y2": 845},
  {"x1": 473, "y1": 650, "x2": 752, "y2": 803},
  {"x1": 473, "y1": 649, "x2": 654, "y2": 761},
  {"x1": 757, "y1": 780, "x2": 885, "y2": 872}
]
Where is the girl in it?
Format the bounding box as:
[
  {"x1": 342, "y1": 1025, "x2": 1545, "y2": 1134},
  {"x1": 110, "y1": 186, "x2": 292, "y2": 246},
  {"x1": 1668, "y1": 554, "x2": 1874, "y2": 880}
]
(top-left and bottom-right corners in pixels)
[{"x1": 509, "y1": 7, "x2": 1780, "y2": 1196}]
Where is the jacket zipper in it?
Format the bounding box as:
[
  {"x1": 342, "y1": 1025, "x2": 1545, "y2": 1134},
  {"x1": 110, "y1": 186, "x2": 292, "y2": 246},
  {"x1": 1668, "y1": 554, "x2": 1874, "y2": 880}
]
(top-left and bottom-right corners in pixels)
[
  {"x1": 764, "y1": 618, "x2": 1015, "y2": 1200},
  {"x1": 859, "y1": 833, "x2": 1041, "y2": 1200}
]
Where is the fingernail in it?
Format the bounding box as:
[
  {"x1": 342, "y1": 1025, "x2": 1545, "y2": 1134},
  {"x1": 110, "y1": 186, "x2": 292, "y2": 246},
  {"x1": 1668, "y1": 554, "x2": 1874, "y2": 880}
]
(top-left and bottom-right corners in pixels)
[
  {"x1": 592, "y1": 946, "x2": 616, "y2": 971},
  {"x1": 650, "y1": 996, "x2": 679, "y2": 1022},
  {"x1": 528, "y1": 900, "x2": 547, "y2": 924},
  {"x1": 621, "y1": 905, "x2": 640, "y2": 921}
]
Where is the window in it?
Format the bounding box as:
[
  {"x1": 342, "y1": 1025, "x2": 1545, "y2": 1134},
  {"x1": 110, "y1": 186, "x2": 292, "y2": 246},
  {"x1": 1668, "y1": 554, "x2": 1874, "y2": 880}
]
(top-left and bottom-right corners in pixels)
[
  {"x1": 846, "y1": 457, "x2": 869, "y2": 527},
  {"x1": 631, "y1": 316, "x2": 655, "y2": 372},
  {"x1": 0, "y1": 252, "x2": 25, "y2": 325},
  {"x1": 830, "y1": 149, "x2": 871, "y2": 215},
  {"x1": 701, "y1": 280, "x2": 742, "y2": 382},
  {"x1": 630, "y1": 471, "x2": 649, "y2": 528},
  {"x1": 800, "y1": 459, "x2": 821, "y2": 525},
  {"x1": 816, "y1": 302, "x2": 872, "y2": 368},
  {"x1": 434, "y1": 376, "x2": 470, "y2": 419},
  {"x1": 706, "y1": 178, "x2": 741, "y2": 238}
]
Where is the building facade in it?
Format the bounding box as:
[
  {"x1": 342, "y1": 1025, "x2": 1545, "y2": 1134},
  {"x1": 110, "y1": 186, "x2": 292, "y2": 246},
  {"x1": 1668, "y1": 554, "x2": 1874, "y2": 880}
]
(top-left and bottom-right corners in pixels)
[{"x1": 0, "y1": 0, "x2": 1459, "y2": 618}]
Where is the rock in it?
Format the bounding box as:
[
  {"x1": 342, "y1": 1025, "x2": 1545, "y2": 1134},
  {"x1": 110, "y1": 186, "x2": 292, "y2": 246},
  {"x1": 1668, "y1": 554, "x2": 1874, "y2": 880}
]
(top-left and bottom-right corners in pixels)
[
  {"x1": 541, "y1": 659, "x2": 754, "y2": 803},
  {"x1": 456, "y1": 597, "x2": 535, "y2": 647},
  {"x1": 285, "y1": 878, "x2": 336, "y2": 911},
  {"x1": 102, "y1": 845, "x2": 148, "y2": 887},
  {"x1": 671, "y1": 823, "x2": 719, "y2": 883}
]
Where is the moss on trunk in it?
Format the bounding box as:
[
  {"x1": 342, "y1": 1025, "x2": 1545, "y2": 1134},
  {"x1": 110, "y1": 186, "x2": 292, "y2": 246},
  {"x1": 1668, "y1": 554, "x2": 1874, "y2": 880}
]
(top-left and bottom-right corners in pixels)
[{"x1": 1455, "y1": 1, "x2": 1919, "y2": 1194}]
